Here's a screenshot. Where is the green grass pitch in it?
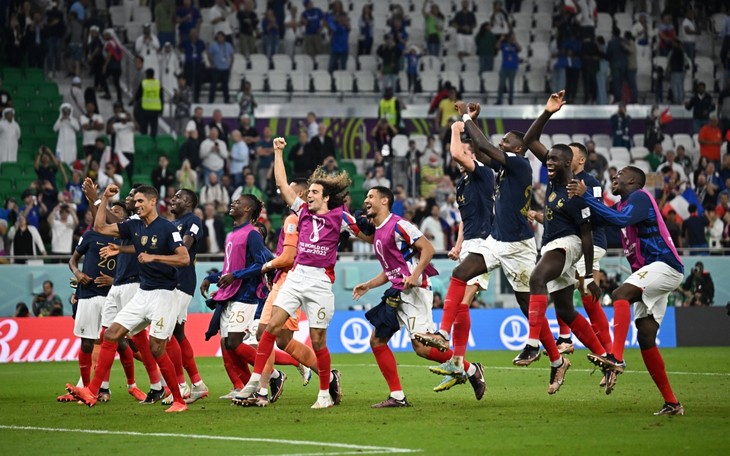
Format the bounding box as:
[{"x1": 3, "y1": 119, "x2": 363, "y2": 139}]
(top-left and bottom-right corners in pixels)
[{"x1": 1, "y1": 347, "x2": 728, "y2": 455}]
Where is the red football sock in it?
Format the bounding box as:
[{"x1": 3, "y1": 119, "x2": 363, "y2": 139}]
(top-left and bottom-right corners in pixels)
[
  {"x1": 131, "y1": 331, "x2": 160, "y2": 384},
  {"x1": 570, "y1": 313, "x2": 606, "y2": 355},
  {"x1": 78, "y1": 350, "x2": 92, "y2": 387},
  {"x1": 583, "y1": 294, "x2": 612, "y2": 353},
  {"x1": 235, "y1": 341, "x2": 258, "y2": 366},
  {"x1": 528, "y1": 294, "x2": 548, "y2": 340},
  {"x1": 274, "y1": 349, "x2": 300, "y2": 366},
  {"x1": 426, "y1": 347, "x2": 452, "y2": 363},
  {"x1": 155, "y1": 352, "x2": 183, "y2": 403},
  {"x1": 612, "y1": 299, "x2": 631, "y2": 361},
  {"x1": 118, "y1": 345, "x2": 136, "y2": 385},
  {"x1": 439, "y1": 277, "x2": 467, "y2": 335},
  {"x1": 88, "y1": 340, "x2": 117, "y2": 395},
  {"x1": 165, "y1": 336, "x2": 186, "y2": 385},
  {"x1": 314, "y1": 347, "x2": 331, "y2": 391},
  {"x1": 222, "y1": 349, "x2": 244, "y2": 389},
  {"x1": 372, "y1": 345, "x2": 402, "y2": 392},
  {"x1": 452, "y1": 304, "x2": 471, "y2": 357},
  {"x1": 253, "y1": 331, "x2": 276, "y2": 375},
  {"x1": 179, "y1": 337, "x2": 202, "y2": 384},
  {"x1": 557, "y1": 316, "x2": 571, "y2": 337},
  {"x1": 641, "y1": 346, "x2": 678, "y2": 404},
  {"x1": 540, "y1": 319, "x2": 560, "y2": 362}
]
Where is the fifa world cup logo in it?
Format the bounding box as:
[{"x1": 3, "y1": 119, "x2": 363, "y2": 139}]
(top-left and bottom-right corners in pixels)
[{"x1": 309, "y1": 215, "x2": 325, "y2": 243}]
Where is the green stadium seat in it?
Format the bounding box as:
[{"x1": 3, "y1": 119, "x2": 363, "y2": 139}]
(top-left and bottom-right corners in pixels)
[
  {"x1": 13, "y1": 85, "x2": 37, "y2": 99},
  {"x1": 15, "y1": 176, "x2": 37, "y2": 192},
  {"x1": 155, "y1": 135, "x2": 177, "y2": 157},
  {"x1": 46, "y1": 94, "x2": 63, "y2": 109},
  {"x1": 349, "y1": 189, "x2": 367, "y2": 211},
  {"x1": 131, "y1": 173, "x2": 152, "y2": 186},
  {"x1": 37, "y1": 84, "x2": 59, "y2": 99},
  {"x1": 134, "y1": 135, "x2": 156, "y2": 155},
  {"x1": 24, "y1": 68, "x2": 46, "y2": 84},
  {"x1": 1, "y1": 162, "x2": 26, "y2": 177},
  {"x1": 2, "y1": 68, "x2": 24, "y2": 82},
  {"x1": 351, "y1": 174, "x2": 365, "y2": 190},
  {"x1": 223, "y1": 214, "x2": 234, "y2": 234},
  {"x1": 0, "y1": 176, "x2": 15, "y2": 194},
  {"x1": 339, "y1": 160, "x2": 357, "y2": 177},
  {"x1": 268, "y1": 213, "x2": 282, "y2": 231}
]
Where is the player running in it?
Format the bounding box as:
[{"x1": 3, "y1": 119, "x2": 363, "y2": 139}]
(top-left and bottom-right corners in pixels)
[
  {"x1": 568, "y1": 167, "x2": 685, "y2": 415},
  {"x1": 236, "y1": 137, "x2": 364, "y2": 409},
  {"x1": 353, "y1": 186, "x2": 485, "y2": 406},
  {"x1": 67, "y1": 184, "x2": 190, "y2": 412}
]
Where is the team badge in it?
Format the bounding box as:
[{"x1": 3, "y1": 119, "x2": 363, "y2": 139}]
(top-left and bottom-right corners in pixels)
[
  {"x1": 151, "y1": 235, "x2": 158, "y2": 248},
  {"x1": 141, "y1": 235, "x2": 148, "y2": 246},
  {"x1": 548, "y1": 192, "x2": 556, "y2": 202}
]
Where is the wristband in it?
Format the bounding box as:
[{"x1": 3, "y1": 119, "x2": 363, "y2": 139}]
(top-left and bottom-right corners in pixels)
[
  {"x1": 94, "y1": 199, "x2": 102, "y2": 207},
  {"x1": 462, "y1": 113, "x2": 471, "y2": 122},
  {"x1": 265, "y1": 261, "x2": 273, "y2": 270}
]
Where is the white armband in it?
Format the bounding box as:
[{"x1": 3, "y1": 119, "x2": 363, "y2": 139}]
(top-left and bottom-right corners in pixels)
[
  {"x1": 94, "y1": 199, "x2": 102, "y2": 207},
  {"x1": 462, "y1": 113, "x2": 471, "y2": 123}
]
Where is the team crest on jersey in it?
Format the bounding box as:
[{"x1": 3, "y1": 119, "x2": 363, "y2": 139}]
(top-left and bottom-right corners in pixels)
[
  {"x1": 177, "y1": 225, "x2": 183, "y2": 231},
  {"x1": 141, "y1": 235, "x2": 148, "y2": 246},
  {"x1": 151, "y1": 235, "x2": 158, "y2": 248},
  {"x1": 556, "y1": 199, "x2": 564, "y2": 209},
  {"x1": 548, "y1": 192, "x2": 556, "y2": 202}
]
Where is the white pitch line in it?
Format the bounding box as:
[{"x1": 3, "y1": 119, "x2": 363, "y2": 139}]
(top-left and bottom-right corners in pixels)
[
  {"x1": 345, "y1": 363, "x2": 730, "y2": 376},
  {"x1": 0, "y1": 425, "x2": 420, "y2": 455}
]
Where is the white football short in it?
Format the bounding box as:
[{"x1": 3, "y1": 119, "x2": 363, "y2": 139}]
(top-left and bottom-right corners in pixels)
[
  {"x1": 398, "y1": 286, "x2": 437, "y2": 338},
  {"x1": 113, "y1": 288, "x2": 178, "y2": 340},
  {"x1": 455, "y1": 34, "x2": 472, "y2": 55},
  {"x1": 461, "y1": 238, "x2": 490, "y2": 289},
  {"x1": 101, "y1": 282, "x2": 140, "y2": 328},
  {"x1": 74, "y1": 295, "x2": 106, "y2": 339},
  {"x1": 176, "y1": 289, "x2": 193, "y2": 324},
  {"x1": 576, "y1": 246, "x2": 606, "y2": 286},
  {"x1": 481, "y1": 235, "x2": 537, "y2": 292},
  {"x1": 625, "y1": 261, "x2": 683, "y2": 325},
  {"x1": 274, "y1": 265, "x2": 334, "y2": 329},
  {"x1": 541, "y1": 235, "x2": 583, "y2": 294},
  {"x1": 220, "y1": 301, "x2": 258, "y2": 338}
]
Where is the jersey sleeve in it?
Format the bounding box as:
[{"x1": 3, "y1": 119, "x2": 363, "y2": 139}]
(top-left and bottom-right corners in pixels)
[
  {"x1": 188, "y1": 217, "x2": 205, "y2": 245},
  {"x1": 167, "y1": 224, "x2": 184, "y2": 251},
  {"x1": 582, "y1": 190, "x2": 651, "y2": 227},
  {"x1": 503, "y1": 152, "x2": 530, "y2": 173},
  {"x1": 282, "y1": 213, "x2": 299, "y2": 247},
  {"x1": 116, "y1": 219, "x2": 134, "y2": 240},
  {"x1": 75, "y1": 234, "x2": 90, "y2": 255},
  {"x1": 394, "y1": 219, "x2": 423, "y2": 246}
]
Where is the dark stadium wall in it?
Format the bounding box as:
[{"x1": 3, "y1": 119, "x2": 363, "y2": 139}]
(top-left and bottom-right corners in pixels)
[{"x1": 675, "y1": 307, "x2": 730, "y2": 347}]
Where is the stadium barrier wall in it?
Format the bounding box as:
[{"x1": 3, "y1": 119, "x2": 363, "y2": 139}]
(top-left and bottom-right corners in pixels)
[
  {"x1": 675, "y1": 307, "x2": 730, "y2": 347},
  {"x1": 1, "y1": 257, "x2": 726, "y2": 318},
  {"x1": 0, "y1": 307, "x2": 676, "y2": 363}
]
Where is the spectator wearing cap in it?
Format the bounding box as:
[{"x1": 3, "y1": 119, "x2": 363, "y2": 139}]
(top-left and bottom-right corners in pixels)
[
  {"x1": 0, "y1": 108, "x2": 21, "y2": 163},
  {"x1": 176, "y1": 0, "x2": 201, "y2": 43},
  {"x1": 208, "y1": 31, "x2": 235, "y2": 103},
  {"x1": 133, "y1": 68, "x2": 163, "y2": 138},
  {"x1": 156, "y1": 0, "x2": 177, "y2": 47},
  {"x1": 301, "y1": 0, "x2": 325, "y2": 56},
  {"x1": 135, "y1": 23, "x2": 161, "y2": 77}
]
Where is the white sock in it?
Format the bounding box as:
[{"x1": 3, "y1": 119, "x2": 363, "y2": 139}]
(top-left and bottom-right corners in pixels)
[
  {"x1": 150, "y1": 382, "x2": 162, "y2": 390},
  {"x1": 466, "y1": 363, "x2": 476, "y2": 376},
  {"x1": 127, "y1": 383, "x2": 136, "y2": 389},
  {"x1": 76, "y1": 377, "x2": 83, "y2": 388},
  {"x1": 249, "y1": 373, "x2": 261, "y2": 384},
  {"x1": 390, "y1": 390, "x2": 405, "y2": 400},
  {"x1": 437, "y1": 329, "x2": 450, "y2": 340},
  {"x1": 550, "y1": 357, "x2": 564, "y2": 368},
  {"x1": 193, "y1": 381, "x2": 203, "y2": 387},
  {"x1": 319, "y1": 389, "x2": 329, "y2": 397},
  {"x1": 526, "y1": 338, "x2": 539, "y2": 347},
  {"x1": 270, "y1": 369, "x2": 280, "y2": 379},
  {"x1": 258, "y1": 388, "x2": 268, "y2": 396},
  {"x1": 101, "y1": 381, "x2": 109, "y2": 389}
]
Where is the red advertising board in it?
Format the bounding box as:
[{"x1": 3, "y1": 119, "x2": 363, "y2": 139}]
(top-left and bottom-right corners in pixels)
[{"x1": 0, "y1": 315, "x2": 226, "y2": 363}]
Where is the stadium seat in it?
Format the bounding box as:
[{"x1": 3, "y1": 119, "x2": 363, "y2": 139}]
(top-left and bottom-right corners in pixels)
[
  {"x1": 610, "y1": 147, "x2": 632, "y2": 163},
  {"x1": 631, "y1": 146, "x2": 650, "y2": 161},
  {"x1": 109, "y1": 5, "x2": 128, "y2": 26},
  {"x1": 524, "y1": 72, "x2": 546, "y2": 94},
  {"x1": 267, "y1": 71, "x2": 289, "y2": 92},
  {"x1": 311, "y1": 70, "x2": 333, "y2": 92},
  {"x1": 314, "y1": 54, "x2": 330, "y2": 71},
  {"x1": 156, "y1": 135, "x2": 177, "y2": 157},
  {"x1": 551, "y1": 134, "x2": 571, "y2": 145},
  {"x1": 357, "y1": 55, "x2": 378, "y2": 71},
  {"x1": 134, "y1": 135, "x2": 156, "y2": 155},
  {"x1": 243, "y1": 72, "x2": 266, "y2": 91},
  {"x1": 462, "y1": 56, "x2": 480, "y2": 73},
  {"x1": 420, "y1": 55, "x2": 442, "y2": 72},
  {"x1": 410, "y1": 134, "x2": 428, "y2": 152},
  {"x1": 571, "y1": 133, "x2": 590, "y2": 145},
  {"x1": 441, "y1": 55, "x2": 463, "y2": 72},
  {"x1": 481, "y1": 72, "x2": 500, "y2": 93},
  {"x1": 345, "y1": 55, "x2": 358, "y2": 71},
  {"x1": 339, "y1": 160, "x2": 357, "y2": 177},
  {"x1": 293, "y1": 54, "x2": 315, "y2": 72},
  {"x1": 391, "y1": 134, "x2": 409, "y2": 157},
  {"x1": 248, "y1": 54, "x2": 270, "y2": 71},
  {"x1": 539, "y1": 134, "x2": 552, "y2": 148},
  {"x1": 461, "y1": 74, "x2": 482, "y2": 93},
  {"x1": 133, "y1": 6, "x2": 152, "y2": 23},
  {"x1": 353, "y1": 71, "x2": 376, "y2": 93},
  {"x1": 591, "y1": 134, "x2": 612, "y2": 149},
  {"x1": 632, "y1": 134, "x2": 645, "y2": 148},
  {"x1": 419, "y1": 72, "x2": 440, "y2": 93},
  {"x1": 661, "y1": 135, "x2": 674, "y2": 151},
  {"x1": 632, "y1": 160, "x2": 652, "y2": 173},
  {"x1": 333, "y1": 71, "x2": 354, "y2": 92},
  {"x1": 290, "y1": 72, "x2": 310, "y2": 92},
  {"x1": 673, "y1": 134, "x2": 694, "y2": 152},
  {"x1": 271, "y1": 54, "x2": 293, "y2": 71},
  {"x1": 441, "y1": 71, "x2": 461, "y2": 90}
]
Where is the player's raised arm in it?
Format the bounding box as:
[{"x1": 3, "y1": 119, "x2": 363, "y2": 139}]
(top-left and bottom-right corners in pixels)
[
  {"x1": 524, "y1": 90, "x2": 567, "y2": 162},
  {"x1": 450, "y1": 121, "x2": 475, "y2": 172},
  {"x1": 273, "y1": 137, "x2": 296, "y2": 206},
  {"x1": 457, "y1": 101, "x2": 503, "y2": 166},
  {"x1": 93, "y1": 185, "x2": 122, "y2": 238}
]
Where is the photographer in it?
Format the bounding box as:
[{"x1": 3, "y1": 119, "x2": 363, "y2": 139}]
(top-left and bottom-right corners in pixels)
[
  {"x1": 32, "y1": 280, "x2": 63, "y2": 317},
  {"x1": 48, "y1": 203, "x2": 79, "y2": 258},
  {"x1": 679, "y1": 261, "x2": 715, "y2": 307}
]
